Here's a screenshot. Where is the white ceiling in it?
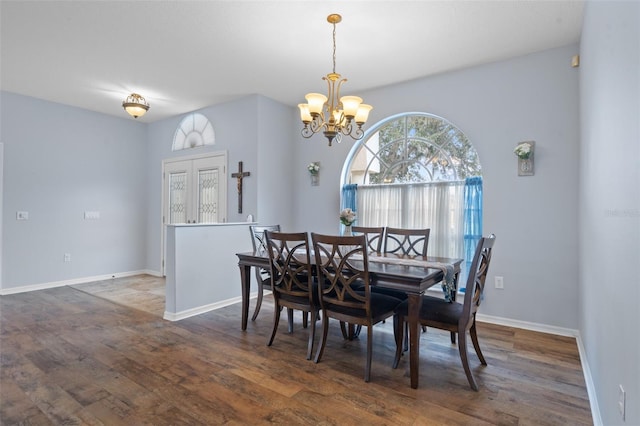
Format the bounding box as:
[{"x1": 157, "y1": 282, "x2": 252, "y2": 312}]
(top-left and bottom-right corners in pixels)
[{"x1": 1, "y1": 0, "x2": 584, "y2": 123}]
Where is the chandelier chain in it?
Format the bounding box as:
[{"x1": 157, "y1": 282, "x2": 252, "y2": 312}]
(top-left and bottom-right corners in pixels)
[{"x1": 332, "y1": 21, "x2": 337, "y2": 74}]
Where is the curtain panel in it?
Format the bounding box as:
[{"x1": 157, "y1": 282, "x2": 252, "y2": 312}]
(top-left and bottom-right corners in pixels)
[
  {"x1": 463, "y1": 176, "x2": 483, "y2": 286},
  {"x1": 357, "y1": 181, "x2": 465, "y2": 259}
]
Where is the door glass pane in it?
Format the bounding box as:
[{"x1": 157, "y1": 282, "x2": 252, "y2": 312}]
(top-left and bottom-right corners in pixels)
[
  {"x1": 198, "y1": 168, "x2": 218, "y2": 223},
  {"x1": 169, "y1": 172, "x2": 187, "y2": 224}
]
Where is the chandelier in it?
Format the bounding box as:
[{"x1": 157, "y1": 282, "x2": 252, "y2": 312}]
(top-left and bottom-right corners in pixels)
[
  {"x1": 122, "y1": 93, "x2": 150, "y2": 118},
  {"x1": 298, "y1": 14, "x2": 372, "y2": 146}
]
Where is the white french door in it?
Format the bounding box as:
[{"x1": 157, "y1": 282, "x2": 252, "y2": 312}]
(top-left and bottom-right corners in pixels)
[{"x1": 161, "y1": 152, "x2": 227, "y2": 274}]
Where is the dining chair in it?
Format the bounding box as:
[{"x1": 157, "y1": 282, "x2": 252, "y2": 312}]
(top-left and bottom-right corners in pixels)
[
  {"x1": 248, "y1": 224, "x2": 281, "y2": 321},
  {"x1": 351, "y1": 226, "x2": 384, "y2": 253},
  {"x1": 372, "y1": 228, "x2": 432, "y2": 320},
  {"x1": 383, "y1": 227, "x2": 430, "y2": 256},
  {"x1": 392, "y1": 234, "x2": 496, "y2": 391},
  {"x1": 265, "y1": 231, "x2": 318, "y2": 360},
  {"x1": 311, "y1": 232, "x2": 403, "y2": 382}
]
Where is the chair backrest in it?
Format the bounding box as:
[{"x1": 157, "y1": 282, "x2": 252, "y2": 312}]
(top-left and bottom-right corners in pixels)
[
  {"x1": 265, "y1": 231, "x2": 314, "y2": 303},
  {"x1": 383, "y1": 227, "x2": 430, "y2": 257},
  {"x1": 460, "y1": 234, "x2": 496, "y2": 329},
  {"x1": 351, "y1": 226, "x2": 384, "y2": 253},
  {"x1": 249, "y1": 224, "x2": 281, "y2": 256},
  {"x1": 311, "y1": 233, "x2": 371, "y2": 314}
]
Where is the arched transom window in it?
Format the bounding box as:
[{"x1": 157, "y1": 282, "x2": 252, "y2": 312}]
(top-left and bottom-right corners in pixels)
[{"x1": 349, "y1": 113, "x2": 481, "y2": 185}]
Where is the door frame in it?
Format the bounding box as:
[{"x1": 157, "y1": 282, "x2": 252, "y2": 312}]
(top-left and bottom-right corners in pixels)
[{"x1": 160, "y1": 150, "x2": 227, "y2": 276}]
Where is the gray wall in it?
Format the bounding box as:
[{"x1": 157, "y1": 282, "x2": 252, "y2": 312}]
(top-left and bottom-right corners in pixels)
[
  {"x1": 144, "y1": 96, "x2": 262, "y2": 273},
  {"x1": 143, "y1": 95, "x2": 295, "y2": 273},
  {"x1": 255, "y1": 96, "x2": 297, "y2": 229},
  {"x1": 293, "y1": 44, "x2": 581, "y2": 330},
  {"x1": 580, "y1": 1, "x2": 639, "y2": 425},
  {"x1": 1, "y1": 92, "x2": 148, "y2": 288}
]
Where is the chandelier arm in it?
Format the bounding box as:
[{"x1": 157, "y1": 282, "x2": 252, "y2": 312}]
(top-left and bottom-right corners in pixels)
[
  {"x1": 352, "y1": 126, "x2": 365, "y2": 140},
  {"x1": 309, "y1": 115, "x2": 325, "y2": 134},
  {"x1": 301, "y1": 126, "x2": 314, "y2": 139},
  {"x1": 323, "y1": 76, "x2": 335, "y2": 116},
  {"x1": 335, "y1": 78, "x2": 346, "y2": 109}
]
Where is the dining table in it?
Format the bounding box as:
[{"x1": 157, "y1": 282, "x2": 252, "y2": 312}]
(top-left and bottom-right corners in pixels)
[{"x1": 236, "y1": 250, "x2": 463, "y2": 389}]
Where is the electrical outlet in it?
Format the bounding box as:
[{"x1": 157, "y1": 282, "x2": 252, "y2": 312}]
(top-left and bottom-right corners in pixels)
[
  {"x1": 16, "y1": 211, "x2": 29, "y2": 220},
  {"x1": 618, "y1": 385, "x2": 626, "y2": 420},
  {"x1": 495, "y1": 276, "x2": 504, "y2": 289},
  {"x1": 64, "y1": 253, "x2": 71, "y2": 262}
]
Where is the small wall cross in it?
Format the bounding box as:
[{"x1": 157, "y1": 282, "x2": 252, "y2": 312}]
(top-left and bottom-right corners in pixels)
[{"x1": 231, "y1": 161, "x2": 250, "y2": 213}]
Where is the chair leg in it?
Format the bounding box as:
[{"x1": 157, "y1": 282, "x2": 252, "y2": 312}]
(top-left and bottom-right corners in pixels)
[
  {"x1": 314, "y1": 312, "x2": 330, "y2": 363},
  {"x1": 458, "y1": 332, "x2": 479, "y2": 391},
  {"x1": 267, "y1": 300, "x2": 281, "y2": 346},
  {"x1": 450, "y1": 331, "x2": 456, "y2": 344},
  {"x1": 404, "y1": 323, "x2": 409, "y2": 352},
  {"x1": 302, "y1": 311, "x2": 309, "y2": 329},
  {"x1": 469, "y1": 322, "x2": 487, "y2": 365},
  {"x1": 393, "y1": 315, "x2": 404, "y2": 369},
  {"x1": 287, "y1": 308, "x2": 294, "y2": 333},
  {"x1": 365, "y1": 324, "x2": 373, "y2": 382},
  {"x1": 251, "y1": 285, "x2": 264, "y2": 321},
  {"x1": 339, "y1": 321, "x2": 349, "y2": 339},
  {"x1": 306, "y1": 310, "x2": 317, "y2": 360}
]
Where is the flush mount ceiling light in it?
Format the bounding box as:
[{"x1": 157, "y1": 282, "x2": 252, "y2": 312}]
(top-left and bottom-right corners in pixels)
[
  {"x1": 122, "y1": 93, "x2": 150, "y2": 118},
  {"x1": 298, "y1": 14, "x2": 373, "y2": 147}
]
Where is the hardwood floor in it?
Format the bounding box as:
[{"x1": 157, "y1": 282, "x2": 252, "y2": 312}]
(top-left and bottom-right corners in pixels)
[{"x1": 1, "y1": 275, "x2": 592, "y2": 425}]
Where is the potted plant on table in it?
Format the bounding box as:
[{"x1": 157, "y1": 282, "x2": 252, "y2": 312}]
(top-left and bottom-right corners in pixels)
[{"x1": 340, "y1": 208, "x2": 356, "y2": 235}]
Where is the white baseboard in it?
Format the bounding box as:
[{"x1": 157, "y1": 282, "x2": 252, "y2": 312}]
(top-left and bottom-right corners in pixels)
[
  {"x1": 476, "y1": 313, "x2": 601, "y2": 426},
  {"x1": 0, "y1": 269, "x2": 160, "y2": 295},
  {"x1": 476, "y1": 313, "x2": 579, "y2": 337},
  {"x1": 163, "y1": 295, "x2": 245, "y2": 321},
  {"x1": 162, "y1": 290, "x2": 268, "y2": 321},
  {"x1": 575, "y1": 333, "x2": 603, "y2": 426}
]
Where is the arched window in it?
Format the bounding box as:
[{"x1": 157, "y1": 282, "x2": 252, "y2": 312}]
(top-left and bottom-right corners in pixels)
[{"x1": 342, "y1": 113, "x2": 482, "y2": 277}]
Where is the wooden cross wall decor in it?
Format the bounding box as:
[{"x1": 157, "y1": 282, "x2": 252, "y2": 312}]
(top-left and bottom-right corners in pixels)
[{"x1": 231, "y1": 161, "x2": 250, "y2": 214}]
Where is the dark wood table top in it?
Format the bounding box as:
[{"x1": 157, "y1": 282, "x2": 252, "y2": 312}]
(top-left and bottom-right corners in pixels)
[{"x1": 237, "y1": 251, "x2": 462, "y2": 294}]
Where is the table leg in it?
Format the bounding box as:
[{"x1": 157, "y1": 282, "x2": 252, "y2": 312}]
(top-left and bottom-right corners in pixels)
[
  {"x1": 450, "y1": 271, "x2": 460, "y2": 344},
  {"x1": 407, "y1": 292, "x2": 423, "y2": 389},
  {"x1": 239, "y1": 264, "x2": 251, "y2": 331}
]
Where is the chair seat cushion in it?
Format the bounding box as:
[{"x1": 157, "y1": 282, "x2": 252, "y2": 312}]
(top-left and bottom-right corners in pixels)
[
  {"x1": 395, "y1": 296, "x2": 463, "y2": 325},
  {"x1": 352, "y1": 281, "x2": 408, "y2": 301},
  {"x1": 324, "y1": 292, "x2": 402, "y2": 318},
  {"x1": 369, "y1": 286, "x2": 408, "y2": 300}
]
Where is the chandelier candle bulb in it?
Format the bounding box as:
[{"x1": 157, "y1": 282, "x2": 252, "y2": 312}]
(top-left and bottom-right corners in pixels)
[
  {"x1": 298, "y1": 104, "x2": 312, "y2": 122},
  {"x1": 305, "y1": 93, "x2": 327, "y2": 115},
  {"x1": 340, "y1": 96, "x2": 363, "y2": 117},
  {"x1": 355, "y1": 104, "x2": 373, "y2": 124}
]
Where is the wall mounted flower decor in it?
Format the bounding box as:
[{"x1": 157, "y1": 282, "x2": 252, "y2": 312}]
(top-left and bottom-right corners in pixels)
[
  {"x1": 514, "y1": 141, "x2": 535, "y2": 176},
  {"x1": 308, "y1": 162, "x2": 320, "y2": 185}
]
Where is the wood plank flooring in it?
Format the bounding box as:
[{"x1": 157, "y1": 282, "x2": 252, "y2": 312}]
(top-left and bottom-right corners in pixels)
[{"x1": 1, "y1": 275, "x2": 592, "y2": 425}]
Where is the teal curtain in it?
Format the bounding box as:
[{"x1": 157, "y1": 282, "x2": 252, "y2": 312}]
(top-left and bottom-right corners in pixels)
[
  {"x1": 341, "y1": 184, "x2": 357, "y2": 233},
  {"x1": 463, "y1": 177, "x2": 483, "y2": 288}
]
